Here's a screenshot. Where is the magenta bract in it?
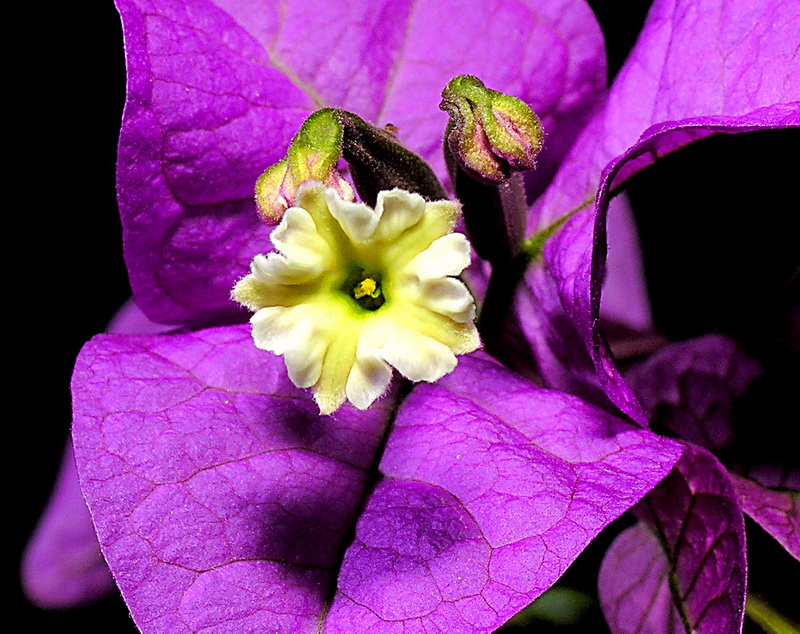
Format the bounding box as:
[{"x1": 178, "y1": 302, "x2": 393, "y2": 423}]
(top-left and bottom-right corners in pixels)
[
  {"x1": 599, "y1": 445, "x2": 747, "y2": 634},
  {"x1": 72, "y1": 332, "x2": 680, "y2": 632},
  {"x1": 35, "y1": 0, "x2": 799, "y2": 631}
]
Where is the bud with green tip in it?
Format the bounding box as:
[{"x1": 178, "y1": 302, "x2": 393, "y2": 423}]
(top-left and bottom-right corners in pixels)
[
  {"x1": 439, "y1": 76, "x2": 543, "y2": 266},
  {"x1": 440, "y1": 74, "x2": 543, "y2": 184},
  {"x1": 256, "y1": 109, "x2": 446, "y2": 223},
  {"x1": 256, "y1": 110, "x2": 354, "y2": 223}
]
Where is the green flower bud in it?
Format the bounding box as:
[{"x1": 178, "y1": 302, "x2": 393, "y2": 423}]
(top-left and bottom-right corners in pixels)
[
  {"x1": 440, "y1": 75, "x2": 543, "y2": 184},
  {"x1": 255, "y1": 110, "x2": 353, "y2": 223},
  {"x1": 256, "y1": 109, "x2": 446, "y2": 223}
]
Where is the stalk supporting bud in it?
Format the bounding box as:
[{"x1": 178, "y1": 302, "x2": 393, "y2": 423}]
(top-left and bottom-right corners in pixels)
[{"x1": 440, "y1": 75, "x2": 543, "y2": 264}]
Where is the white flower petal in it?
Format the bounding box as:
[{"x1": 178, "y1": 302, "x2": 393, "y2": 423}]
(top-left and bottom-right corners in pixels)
[
  {"x1": 345, "y1": 346, "x2": 393, "y2": 410},
  {"x1": 372, "y1": 189, "x2": 426, "y2": 242},
  {"x1": 231, "y1": 273, "x2": 269, "y2": 311},
  {"x1": 326, "y1": 188, "x2": 380, "y2": 243},
  {"x1": 380, "y1": 325, "x2": 457, "y2": 382},
  {"x1": 314, "y1": 327, "x2": 360, "y2": 415},
  {"x1": 250, "y1": 252, "x2": 326, "y2": 287},
  {"x1": 250, "y1": 212, "x2": 331, "y2": 284},
  {"x1": 272, "y1": 206, "x2": 330, "y2": 259},
  {"x1": 250, "y1": 306, "x2": 301, "y2": 354},
  {"x1": 417, "y1": 277, "x2": 476, "y2": 323},
  {"x1": 251, "y1": 207, "x2": 331, "y2": 284},
  {"x1": 249, "y1": 252, "x2": 315, "y2": 285},
  {"x1": 252, "y1": 305, "x2": 329, "y2": 389},
  {"x1": 405, "y1": 233, "x2": 471, "y2": 282},
  {"x1": 283, "y1": 319, "x2": 328, "y2": 388}
]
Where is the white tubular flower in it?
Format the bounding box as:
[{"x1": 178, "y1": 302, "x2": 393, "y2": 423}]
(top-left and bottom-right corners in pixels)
[{"x1": 233, "y1": 181, "x2": 480, "y2": 414}]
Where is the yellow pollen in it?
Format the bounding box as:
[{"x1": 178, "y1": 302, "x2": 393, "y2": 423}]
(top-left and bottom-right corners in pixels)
[{"x1": 353, "y1": 277, "x2": 378, "y2": 299}]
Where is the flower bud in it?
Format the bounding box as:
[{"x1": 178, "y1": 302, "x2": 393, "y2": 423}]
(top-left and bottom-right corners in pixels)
[
  {"x1": 255, "y1": 110, "x2": 354, "y2": 223},
  {"x1": 256, "y1": 109, "x2": 446, "y2": 222},
  {"x1": 440, "y1": 75, "x2": 543, "y2": 184},
  {"x1": 336, "y1": 111, "x2": 446, "y2": 207}
]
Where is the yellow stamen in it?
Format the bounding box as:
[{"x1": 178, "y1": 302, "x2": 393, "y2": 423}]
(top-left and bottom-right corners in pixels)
[{"x1": 354, "y1": 277, "x2": 378, "y2": 299}]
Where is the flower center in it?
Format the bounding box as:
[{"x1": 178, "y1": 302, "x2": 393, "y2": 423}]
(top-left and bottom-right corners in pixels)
[{"x1": 343, "y1": 267, "x2": 385, "y2": 311}]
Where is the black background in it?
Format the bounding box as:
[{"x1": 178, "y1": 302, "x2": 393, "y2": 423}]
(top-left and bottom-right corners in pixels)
[{"x1": 14, "y1": 2, "x2": 797, "y2": 631}]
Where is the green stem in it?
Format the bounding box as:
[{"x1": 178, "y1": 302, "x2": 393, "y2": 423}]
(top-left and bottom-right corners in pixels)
[
  {"x1": 747, "y1": 595, "x2": 800, "y2": 633},
  {"x1": 519, "y1": 196, "x2": 593, "y2": 262}
]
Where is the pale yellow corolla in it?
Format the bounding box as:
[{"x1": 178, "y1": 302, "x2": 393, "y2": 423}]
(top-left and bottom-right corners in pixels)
[{"x1": 233, "y1": 182, "x2": 480, "y2": 414}]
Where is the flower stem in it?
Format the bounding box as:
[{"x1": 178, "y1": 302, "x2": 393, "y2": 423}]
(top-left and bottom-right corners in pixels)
[
  {"x1": 476, "y1": 196, "x2": 593, "y2": 360},
  {"x1": 746, "y1": 594, "x2": 800, "y2": 633},
  {"x1": 476, "y1": 253, "x2": 529, "y2": 358}
]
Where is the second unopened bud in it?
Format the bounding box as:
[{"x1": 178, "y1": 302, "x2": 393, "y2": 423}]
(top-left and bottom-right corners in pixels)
[{"x1": 440, "y1": 75, "x2": 543, "y2": 184}]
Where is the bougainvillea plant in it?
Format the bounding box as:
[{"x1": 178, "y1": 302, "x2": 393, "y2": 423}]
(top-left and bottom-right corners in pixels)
[{"x1": 23, "y1": 0, "x2": 798, "y2": 632}]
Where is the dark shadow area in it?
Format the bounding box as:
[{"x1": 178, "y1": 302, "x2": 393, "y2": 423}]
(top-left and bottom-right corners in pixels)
[
  {"x1": 245, "y1": 473, "x2": 368, "y2": 574},
  {"x1": 627, "y1": 128, "x2": 799, "y2": 352},
  {"x1": 15, "y1": 2, "x2": 131, "y2": 632},
  {"x1": 743, "y1": 516, "x2": 800, "y2": 629},
  {"x1": 588, "y1": 0, "x2": 653, "y2": 80}
]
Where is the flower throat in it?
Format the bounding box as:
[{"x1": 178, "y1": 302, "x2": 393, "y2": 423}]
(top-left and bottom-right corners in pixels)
[{"x1": 343, "y1": 267, "x2": 385, "y2": 311}]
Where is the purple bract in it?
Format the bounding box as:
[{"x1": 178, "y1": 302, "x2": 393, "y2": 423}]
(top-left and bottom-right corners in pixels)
[
  {"x1": 599, "y1": 335, "x2": 798, "y2": 632},
  {"x1": 24, "y1": 0, "x2": 799, "y2": 632}
]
